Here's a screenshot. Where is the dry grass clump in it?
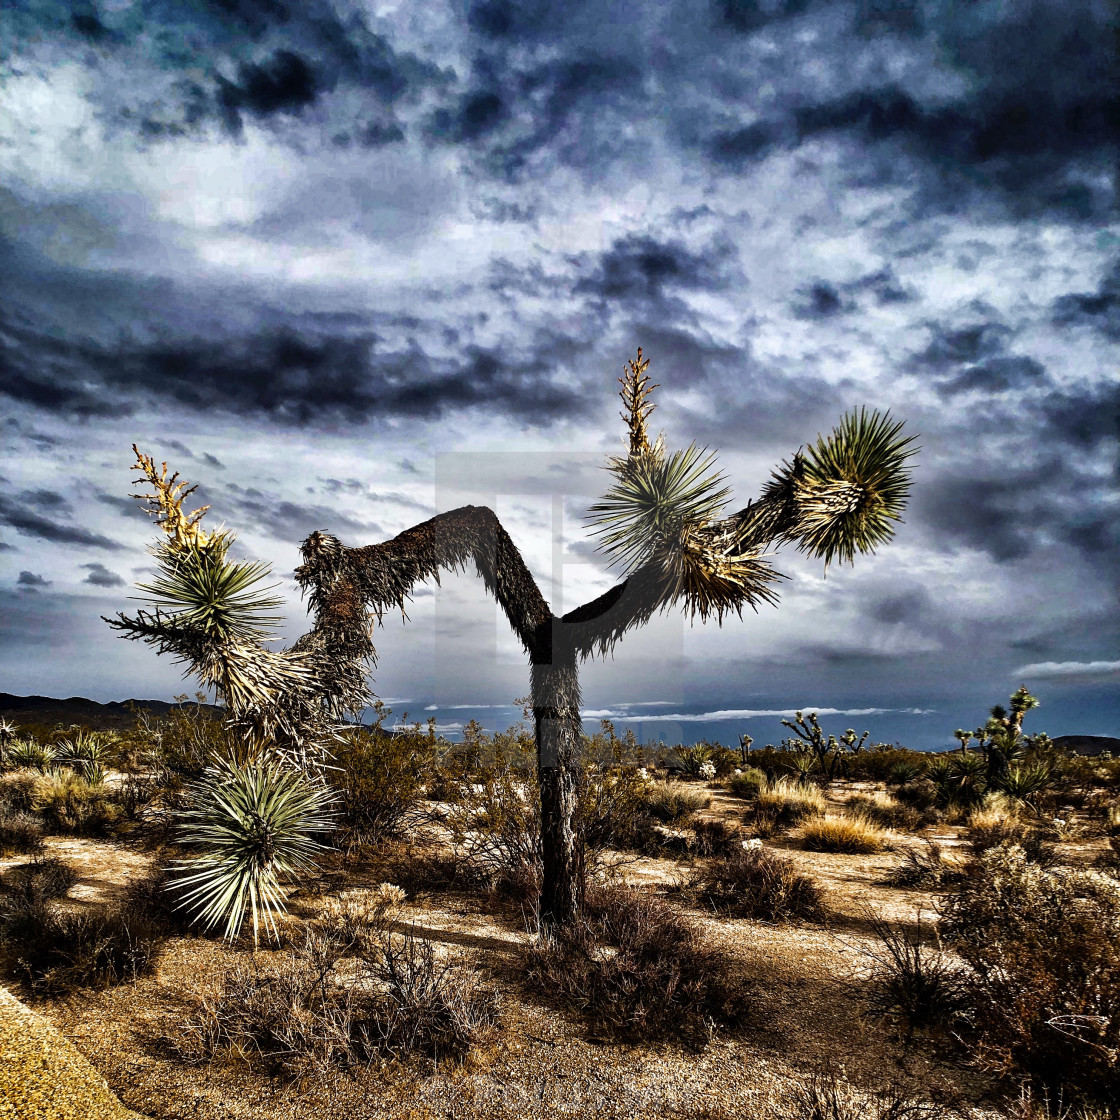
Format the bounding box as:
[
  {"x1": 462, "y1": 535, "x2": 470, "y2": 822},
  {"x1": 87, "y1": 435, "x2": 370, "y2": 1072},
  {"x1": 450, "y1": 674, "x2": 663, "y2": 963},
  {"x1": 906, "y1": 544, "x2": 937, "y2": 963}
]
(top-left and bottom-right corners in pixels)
[
  {"x1": 847, "y1": 790, "x2": 926, "y2": 832},
  {"x1": 0, "y1": 851, "x2": 167, "y2": 994},
  {"x1": 885, "y1": 840, "x2": 964, "y2": 890},
  {"x1": 642, "y1": 779, "x2": 710, "y2": 824},
  {"x1": 0, "y1": 892, "x2": 168, "y2": 995},
  {"x1": 687, "y1": 817, "x2": 745, "y2": 857},
  {"x1": 172, "y1": 891, "x2": 497, "y2": 1079},
  {"x1": 753, "y1": 778, "x2": 827, "y2": 825},
  {"x1": 0, "y1": 811, "x2": 45, "y2": 855},
  {"x1": 940, "y1": 842, "x2": 1120, "y2": 1111},
  {"x1": 968, "y1": 801, "x2": 1056, "y2": 866},
  {"x1": 801, "y1": 812, "x2": 893, "y2": 854},
  {"x1": 781, "y1": 1066, "x2": 951, "y2": 1120},
  {"x1": 523, "y1": 883, "x2": 748, "y2": 1046},
  {"x1": 689, "y1": 843, "x2": 824, "y2": 922},
  {"x1": 31, "y1": 769, "x2": 120, "y2": 836},
  {"x1": 0, "y1": 771, "x2": 39, "y2": 813}
]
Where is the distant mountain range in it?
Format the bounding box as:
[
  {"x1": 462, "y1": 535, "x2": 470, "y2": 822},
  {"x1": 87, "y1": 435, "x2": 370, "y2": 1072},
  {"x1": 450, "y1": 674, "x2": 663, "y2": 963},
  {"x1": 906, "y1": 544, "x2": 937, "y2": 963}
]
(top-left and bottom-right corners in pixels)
[
  {"x1": 1, "y1": 693, "x2": 1116, "y2": 755},
  {"x1": 0, "y1": 693, "x2": 224, "y2": 731}
]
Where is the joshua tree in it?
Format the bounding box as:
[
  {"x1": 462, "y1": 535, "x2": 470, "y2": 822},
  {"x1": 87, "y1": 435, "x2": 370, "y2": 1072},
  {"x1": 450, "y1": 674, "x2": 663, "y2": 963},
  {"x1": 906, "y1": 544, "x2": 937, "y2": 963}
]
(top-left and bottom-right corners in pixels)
[
  {"x1": 737, "y1": 733, "x2": 754, "y2": 765},
  {"x1": 781, "y1": 711, "x2": 870, "y2": 782},
  {"x1": 107, "y1": 348, "x2": 917, "y2": 927}
]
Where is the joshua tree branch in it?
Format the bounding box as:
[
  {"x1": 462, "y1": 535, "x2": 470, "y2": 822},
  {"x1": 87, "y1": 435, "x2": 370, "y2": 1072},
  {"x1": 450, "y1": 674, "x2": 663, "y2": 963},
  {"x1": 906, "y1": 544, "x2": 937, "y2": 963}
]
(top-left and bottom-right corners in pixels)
[{"x1": 297, "y1": 505, "x2": 554, "y2": 661}]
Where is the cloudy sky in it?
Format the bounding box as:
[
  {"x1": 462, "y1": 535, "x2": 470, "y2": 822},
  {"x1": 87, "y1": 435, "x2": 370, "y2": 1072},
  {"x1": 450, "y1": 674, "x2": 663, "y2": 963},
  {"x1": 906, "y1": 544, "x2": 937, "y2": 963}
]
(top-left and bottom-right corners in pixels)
[{"x1": 1, "y1": 0, "x2": 1117, "y2": 750}]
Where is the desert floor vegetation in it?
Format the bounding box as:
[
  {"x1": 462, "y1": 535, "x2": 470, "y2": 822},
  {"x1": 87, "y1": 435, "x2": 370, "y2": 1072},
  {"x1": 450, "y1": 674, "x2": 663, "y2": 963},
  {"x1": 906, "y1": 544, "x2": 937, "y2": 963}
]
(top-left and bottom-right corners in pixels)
[{"x1": 0, "y1": 709, "x2": 1118, "y2": 1119}]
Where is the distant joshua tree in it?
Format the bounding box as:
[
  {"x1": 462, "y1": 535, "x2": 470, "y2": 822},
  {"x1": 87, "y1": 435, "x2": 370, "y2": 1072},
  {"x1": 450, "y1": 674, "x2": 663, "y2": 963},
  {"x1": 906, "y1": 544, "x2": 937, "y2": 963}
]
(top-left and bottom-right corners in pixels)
[{"x1": 106, "y1": 348, "x2": 917, "y2": 927}]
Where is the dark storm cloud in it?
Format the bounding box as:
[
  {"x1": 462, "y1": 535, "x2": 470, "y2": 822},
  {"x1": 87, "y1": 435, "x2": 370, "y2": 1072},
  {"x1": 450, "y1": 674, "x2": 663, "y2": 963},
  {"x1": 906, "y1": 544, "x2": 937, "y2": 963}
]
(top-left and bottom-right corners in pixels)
[
  {"x1": 571, "y1": 233, "x2": 739, "y2": 306},
  {"x1": 914, "y1": 455, "x2": 1118, "y2": 568},
  {"x1": 81, "y1": 562, "x2": 125, "y2": 588},
  {"x1": 936, "y1": 356, "x2": 1048, "y2": 398},
  {"x1": 703, "y1": 1, "x2": 1117, "y2": 218},
  {"x1": 913, "y1": 321, "x2": 1012, "y2": 370},
  {"x1": 17, "y1": 571, "x2": 51, "y2": 590},
  {"x1": 1052, "y1": 260, "x2": 1120, "y2": 340},
  {"x1": 27, "y1": 0, "x2": 456, "y2": 143},
  {"x1": 0, "y1": 492, "x2": 127, "y2": 551},
  {"x1": 868, "y1": 587, "x2": 934, "y2": 627},
  {"x1": 216, "y1": 49, "x2": 322, "y2": 136},
  {"x1": 219, "y1": 484, "x2": 383, "y2": 544},
  {"x1": 793, "y1": 281, "x2": 845, "y2": 320},
  {"x1": 1034, "y1": 383, "x2": 1120, "y2": 451},
  {"x1": 0, "y1": 312, "x2": 591, "y2": 428}
]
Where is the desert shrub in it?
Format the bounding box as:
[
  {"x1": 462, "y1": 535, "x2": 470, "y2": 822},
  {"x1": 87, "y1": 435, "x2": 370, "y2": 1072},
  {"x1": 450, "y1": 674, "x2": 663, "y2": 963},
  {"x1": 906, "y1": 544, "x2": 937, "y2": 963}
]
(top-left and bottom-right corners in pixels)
[
  {"x1": 32, "y1": 769, "x2": 120, "y2": 836},
  {"x1": 1107, "y1": 802, "x2": 1120, "y2": 838},
  {"x1": 690, "y1": 843, "x2": 824, "y2": 921},
  {"x1": 848, "y1": 790, "x2": 926, "y2": 832},
  {"x1": 752, "y1": 778, "x2": 827, "y2": 826},
  {"x1": 371, "y1": 932, "x2": 499, "y2": 1063},
  {"x1": 782, "y1": 1066, "x2": 950, "y2": 1120},
  {"x1": 112, "y1": 771, "x2": 161, "y2": 821},
  {"x1": 940, "y1": 842, "x2": 1120, "y2": 1109},
  {"x1": 0, "y1": 898, "x2": 167, "y2": 994},
  {"x1": 0, "y1": 771, "x2": 39, "y2": 814},
  {"x1": 173, "y1": 920, "x2": 496, "y2": 1079},
  {"x1": 0, "y1": 855, "x2": 77, "y2": 912},
  {"x1": 687, "y1": 817, "x2": 744, "y2": 858},
  {"x1": 642, "y1": 779, "x2": 710, "y2": 824},
  {"x1": 968, "y1": 804, "x2": 1056, "y2": 866},
  {"x1": 856, "y1": 907, "x2": 970, "y2": 1036},
  {"x1": 845, "y1": 746, "x2": 933, "y2": 785},
  {"x1": 885, "y1": 841, "x2": 964, "y2": 890},
  {"x1": 328, "y1": 726, "x2": 430, "y2": 838},
  {"x1": 801, "y1": 813, "x2": 892, "y2": 854},
  {"x1": 442, "y1": 766, "x2": 541, "y2": 903},
  {"x1": 894, "y1": 778, "x2": 939, "y2": 812},
  {"x1": 0, "y1": 811, "x2": 45, "y2": 855},
  {"x1": 523, "y1": 883, "x2": 747, "y2": 1045},
  {"x1": 581, "y1": 765, "x2": 663, "y2": 853},
  {"x1": 725, "y1": 766, "x2": 766, "y2": 799}
]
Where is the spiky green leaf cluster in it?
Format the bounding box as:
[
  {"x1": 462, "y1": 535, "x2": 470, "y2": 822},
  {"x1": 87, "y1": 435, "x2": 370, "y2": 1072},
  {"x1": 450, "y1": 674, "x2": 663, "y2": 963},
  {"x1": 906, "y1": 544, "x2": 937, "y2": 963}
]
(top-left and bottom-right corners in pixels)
[
  {"x1": 166, "y1": 757, "x2": 338, "y2": 944},
  {"x1": 584, "y1": 441, "x2": 733, "y2": 574},
  {"x1": 766, "y1": 408, "x2": 918, "y2": 568},
  {"x1": 135, "y1": 533, "x2": 285, "y2": 646}
]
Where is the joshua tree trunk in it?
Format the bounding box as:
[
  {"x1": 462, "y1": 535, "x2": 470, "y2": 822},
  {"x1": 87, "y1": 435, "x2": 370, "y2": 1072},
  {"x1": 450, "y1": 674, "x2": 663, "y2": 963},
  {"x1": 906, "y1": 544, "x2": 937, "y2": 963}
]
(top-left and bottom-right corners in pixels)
[{"x1": 532, "y1": 635, "x2": 585, "y2": 923}]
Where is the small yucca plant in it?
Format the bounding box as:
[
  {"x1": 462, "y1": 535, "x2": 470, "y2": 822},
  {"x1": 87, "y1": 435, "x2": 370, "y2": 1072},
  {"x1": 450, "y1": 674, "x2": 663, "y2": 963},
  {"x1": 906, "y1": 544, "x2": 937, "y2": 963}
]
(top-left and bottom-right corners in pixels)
[
  {"x1": 993, "y1": 762, "x2": 1053, "y2": 808},
  {"x1": 55, "y1": 732, "x2": 108, "y2": 781},
  {"x1": 8, "y1": 741, "x2": 56, "y2": 773},
  {"x1": 167, "y1": 757, "x2": 338, "y2": 945}
]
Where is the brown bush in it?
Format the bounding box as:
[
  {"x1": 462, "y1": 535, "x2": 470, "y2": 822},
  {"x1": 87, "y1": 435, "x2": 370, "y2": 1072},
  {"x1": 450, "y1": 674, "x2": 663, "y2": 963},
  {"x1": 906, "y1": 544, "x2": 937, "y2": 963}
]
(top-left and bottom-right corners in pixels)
[
  {"x1": 172, "y1": 924, "x2": 497, "y2": 1079},
  {"x1": 940, "y1": 843, "x2": 1120, "y2": 1110},
  {"x1": 523, "y1": 883, "x2": 748, "y2": 1046},
  {"x1": 689, "y1": 844, "x2": 824, "y2": 922}
]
